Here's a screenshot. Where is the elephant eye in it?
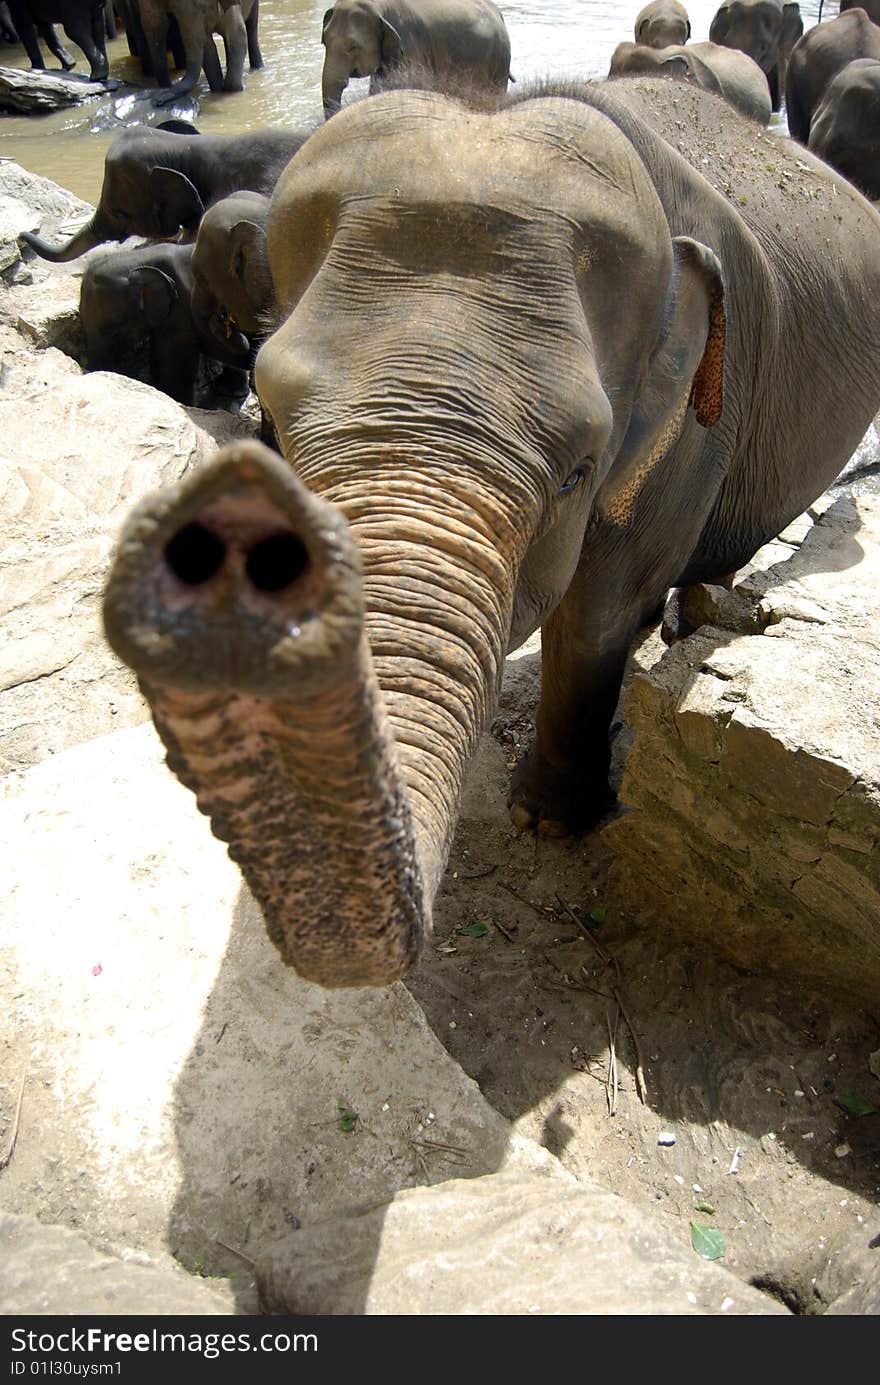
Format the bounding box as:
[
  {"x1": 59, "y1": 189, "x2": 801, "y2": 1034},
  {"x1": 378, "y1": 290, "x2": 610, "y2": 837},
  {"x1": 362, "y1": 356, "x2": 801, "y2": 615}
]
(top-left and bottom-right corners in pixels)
[{"x1": 557, "y1": 465, "x2": 590, "y2": 497}]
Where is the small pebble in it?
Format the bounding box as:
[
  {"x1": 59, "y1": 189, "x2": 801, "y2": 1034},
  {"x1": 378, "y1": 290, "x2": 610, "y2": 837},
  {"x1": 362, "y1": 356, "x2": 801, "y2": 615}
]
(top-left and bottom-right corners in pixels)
[
  {"x1": 658, "y1": 1131, "x2": 676, "y2": 1146},
  {"x1": 673, "y1": 1174, "x2": 684, "y2": 1185},
  {"x1": 834, "y1": 1143, "x2": 851, "y2": 1159},
  {"x1": 720, "y1": 1297, "x2": 735, "y2": 1312}
]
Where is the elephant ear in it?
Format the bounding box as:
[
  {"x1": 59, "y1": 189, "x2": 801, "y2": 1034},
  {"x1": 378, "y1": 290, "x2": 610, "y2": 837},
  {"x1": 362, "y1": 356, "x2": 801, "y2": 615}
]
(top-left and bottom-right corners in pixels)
[
  {"x1": 149, "y1": 167, "x2": 205, "y2": 237},
  {"x1": 129, "y1": 266, "x2": 179, "y2": 326},
  {"x1": 321, "y1": 6, "x2": 334, "y2": 41},
  {"x1": 228, "y1": 218, "x2": 269, "y2": 308},
  {"x1": 599, "y1": 237, "x2": 725, "y2": 519},
  {"x1": 379, "y1": 15, "x2": 403, "y2": 68},
  {"x1": 660, "y1": 54, "x2": 692, "y2": 81}
]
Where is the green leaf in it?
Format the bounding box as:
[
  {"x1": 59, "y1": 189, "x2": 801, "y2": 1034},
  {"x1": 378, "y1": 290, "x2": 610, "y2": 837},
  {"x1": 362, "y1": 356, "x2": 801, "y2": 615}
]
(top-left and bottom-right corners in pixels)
[
  {"x1": 459, "y1": 920, "x2": 489, "y2": 937},
  {"x1": 691, "y1": 1222, "x2": 726, "y2": 1260},
  {"x1": 838, "y1": 1091, "x2": 877, "y2": 1117},
  {"x1": 587, "y1": 906, "x2": 607, "y2": 926},
  {"x1": 694, "y1": 1200, "x2": 716, "y2": 1216},
  {"x1": 337, "y1": 1100, "x2": 359, "y2": 1134}
]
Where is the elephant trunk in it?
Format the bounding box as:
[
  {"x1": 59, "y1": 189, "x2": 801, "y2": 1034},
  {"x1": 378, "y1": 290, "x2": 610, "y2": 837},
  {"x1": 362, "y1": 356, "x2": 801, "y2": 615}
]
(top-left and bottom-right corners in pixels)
[
  {"x1": 103, "y1": 440, "x2": 427, "y2": 989},
  {"x1": 322, "y1": 65, "x2": 348, "y2": 118},
  {"x1": 20, "y1": 212, "x2": 112, "y2": 263}
]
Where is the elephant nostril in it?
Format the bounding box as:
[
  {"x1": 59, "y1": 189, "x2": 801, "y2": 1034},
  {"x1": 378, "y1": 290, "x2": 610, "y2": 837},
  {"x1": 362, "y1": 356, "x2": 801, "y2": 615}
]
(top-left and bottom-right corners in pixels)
[
  {"x1": 245, "y1": 532, "x2": 310, "y2": 593},
  {"x1": 164, "y1": 522, "x2": 226, "y2": 586}
]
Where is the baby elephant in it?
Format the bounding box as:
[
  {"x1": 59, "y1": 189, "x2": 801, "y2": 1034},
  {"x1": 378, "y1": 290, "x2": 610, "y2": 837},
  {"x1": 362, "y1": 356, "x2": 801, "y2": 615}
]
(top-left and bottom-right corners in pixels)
[
  {"x1": 609, "y1": 39, "x2": 772, "y2": 122},
  {"x1": 634, "y1": 0, "x2": 690, "y2": 48},
  {"x1": 190, "y1": 189, "x2": 272, "y2": 360},
  {"x1": 80, "y1": 241, "x2": 251, "y2": 405}
]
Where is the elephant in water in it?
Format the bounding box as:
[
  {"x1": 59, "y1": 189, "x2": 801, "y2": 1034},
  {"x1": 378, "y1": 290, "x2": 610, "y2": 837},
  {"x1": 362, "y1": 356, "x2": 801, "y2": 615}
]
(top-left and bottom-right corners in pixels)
[
  {"x1": 128, "y1": 0, "x2": 263, "y2": 104},
  {"x1": 7, "y1": 0, "x2": 108, "y2": 80},
  {"x1": 785, "y1": 9, "x2": 880, "y2": 145},
  {"x1": 20, "y1": 123, "x2": 315, "y2": 262},
  {"x1": 633, "y1": 0, "x2": 690, "y2": 48},
  {"x1": 807, "y1": 57, "x2": 880, "y2": 201},
  {"x1": 319, "y1": 0, "x2": 512, "y2": 117},
  {"x1": 102, "y1": 80, "x2": 880, "y2": 989},
  {"x1": 709, "y1": 0, "x2": 802, "y2": 111},
  {"x1": 609, "y1": 39, "x2": 771, "y2": 122}
]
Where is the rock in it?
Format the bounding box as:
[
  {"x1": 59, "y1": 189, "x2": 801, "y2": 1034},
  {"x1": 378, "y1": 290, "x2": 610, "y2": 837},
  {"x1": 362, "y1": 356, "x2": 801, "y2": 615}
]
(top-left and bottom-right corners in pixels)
[
  {"x1": 604, "y1": 493, "x2": 880, "y2": 1009},
  {"x1": 0, "y1": 1214, "x2": 237, "y2": 1315},
  {"x1": 0, "y1": 723, "x2": 559, "y2": 1297},
  {"x1": 0, "y1": 192, "x2": 40, "y2": 271},
  {"x1": 256, "y1": 1169, "x2": 788, "y2": 1314},
  {"x1": 0, "y1": 326, "x2": 254, "y2": 773},
  {"x1": 0, "y1": 65, "x2": 108, "y2": 113}
]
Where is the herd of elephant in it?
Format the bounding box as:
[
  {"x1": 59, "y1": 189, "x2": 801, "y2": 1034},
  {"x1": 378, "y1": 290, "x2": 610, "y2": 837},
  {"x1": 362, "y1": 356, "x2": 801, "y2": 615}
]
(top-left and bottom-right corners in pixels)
[{"x1": 13, "y1": 0, "x2": 880, "y2": 988}]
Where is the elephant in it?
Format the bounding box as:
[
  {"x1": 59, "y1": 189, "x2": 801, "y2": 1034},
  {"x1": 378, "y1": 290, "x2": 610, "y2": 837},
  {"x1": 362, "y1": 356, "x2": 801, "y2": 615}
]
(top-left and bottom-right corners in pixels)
[
  {"x1": 7, "y1": 0, "x2": 109, "y2": 79},
  {"x1": 840, "y1": 0, "x2": 880, "y2": 23},
  {"x1": 785, "y1": 9, "x2": 880, "y2": 145},
  {"x1": 127, "y1": 0, "x2": 263, "y2": 103},
  {"x1": 807, "y1": 56, "x2": 880, "y2": 200},
  {"x1": 20, "y1": 122, "x2": 316, "y2": 263},
  {"x1": 80, "y1": 241, "x2": 250, "y2": 404},
  {"x1": 633, "y1": 0, "x2": 690, "y2": 48},
  {"x1": 609, "y1": 39, "x2": 771, "y2": 122},
  {"x1": 709, "y1": 0, "x2": 802, "y2": 111},
  {"x1": 190, "y1": 189, "x2": 272, "y2": 360},
  {"x1": 101, "y1": 80, "x2": 880, "y2": 989},
  {"x1": 320, "y1": 0, "x2": 512, "y2": 117}
]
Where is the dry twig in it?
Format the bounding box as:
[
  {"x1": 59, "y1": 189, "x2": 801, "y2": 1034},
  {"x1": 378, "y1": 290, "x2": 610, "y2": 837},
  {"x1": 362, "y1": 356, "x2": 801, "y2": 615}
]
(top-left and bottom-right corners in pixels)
[{"x1": 0, "y1": 1067, "x2": 27, "y2": 1173}]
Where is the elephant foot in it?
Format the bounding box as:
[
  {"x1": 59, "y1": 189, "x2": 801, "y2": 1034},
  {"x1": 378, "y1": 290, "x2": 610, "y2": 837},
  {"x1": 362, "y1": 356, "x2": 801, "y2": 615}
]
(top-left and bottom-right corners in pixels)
[
  {"x1": 507, "y1": 745, "x2": 616, "y2": 837},
  {"x1": 90, "y1": 63, "x2": 110, "y2": 82},
  {"x1": 223, "y1": 76, "x2": 245, "y2": 92},
  {"x1": 58, "y1": 54, "x2": 76, "y2": 71}
]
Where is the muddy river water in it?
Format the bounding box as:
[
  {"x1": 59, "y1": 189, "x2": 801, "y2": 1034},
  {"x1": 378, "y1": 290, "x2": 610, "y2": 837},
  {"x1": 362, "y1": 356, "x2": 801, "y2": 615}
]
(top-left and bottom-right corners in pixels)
[{"x1": 1, "y1": 0, "x2": 829, "y2": 202}]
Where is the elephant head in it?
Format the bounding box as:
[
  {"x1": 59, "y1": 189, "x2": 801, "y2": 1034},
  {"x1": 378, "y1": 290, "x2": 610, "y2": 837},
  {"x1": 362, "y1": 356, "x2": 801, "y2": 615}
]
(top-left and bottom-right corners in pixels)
[
  {"x1": 190, "y1": 190, "x2": 272, "y2": 358},
  {"x1": 634, "y1": 0, "x2": 691, "y2": 49},
  {"x1": 709, "y1": 0, "x2": 802, "y2": 108},
  {"x1": 21, "y1": 125, "x2": 206, "y2": 263},
  {"x1": 102, "y1": 90, "x2": 725, "y2": 989},
  {"x1": 321, "y1": 0, "x2": 403, "y2": 116},
  {"x1": 610, "y1": 41, "x2": 697, "y2": 83}
]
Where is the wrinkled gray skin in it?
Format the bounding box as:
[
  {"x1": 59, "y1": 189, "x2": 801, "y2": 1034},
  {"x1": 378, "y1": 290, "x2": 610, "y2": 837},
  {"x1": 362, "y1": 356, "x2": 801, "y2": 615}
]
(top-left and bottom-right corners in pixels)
[
  {"x1": 80, "y1": 241, "x2": 250, "y2": 405},
  {"x1": 20, "y1": 122, "x2": 315, "y2": 263},
  {"x1": 634, "y1": 0, "x2": 690, "y2": 48},
  {"x1": 785, "y1": 9, "x2": 880, "y2": 144},
  {"x1": 808, "y1": 57, "x2": 880, "y2": 200},
  {"x1": 190, "y1": 189, "x2": 272, "y2": 361},
  {"x1": 102, "y1": 81, "x2": 880, "y2": 989},
  {"x1": 609, "y1": 38, "x2": 771, "y2": 121},
  {"x1": 320, "y1": 0, "x2": 511, "y2": 116},
  {"x1": 709, "y1": 0, "x2": 802, "y2": 110}
]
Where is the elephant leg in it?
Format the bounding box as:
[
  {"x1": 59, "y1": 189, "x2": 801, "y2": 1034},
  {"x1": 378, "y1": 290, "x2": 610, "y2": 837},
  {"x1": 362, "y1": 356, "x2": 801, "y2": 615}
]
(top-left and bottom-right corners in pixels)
[
  {"x1": 510, "y1": 433, "x2": 729, "y2": 836},
  {"x1": 141, "y1": 9, "x2": 172, "y2": 87},
  {"x1": 10, "y1": 11, "x2": 48, "y2": 69},
  {"x1": 217, "y1": 8, "x2": 247, "y2": 91},
  {"x1": 202, "y1": 33, "x2": 224, "y2": 90},
  {"x1": 154, "y1": 10, "x2": 206, "y2": 102},
  {"x1": 245, "y1": 0, "x2": 262, "y2": 69},
  {"x1": 508, "y1": 584, "x2": 645, "y2": 836},
  {"x1": 767, "y1": 63, "x2": 781, "y2": 113}
]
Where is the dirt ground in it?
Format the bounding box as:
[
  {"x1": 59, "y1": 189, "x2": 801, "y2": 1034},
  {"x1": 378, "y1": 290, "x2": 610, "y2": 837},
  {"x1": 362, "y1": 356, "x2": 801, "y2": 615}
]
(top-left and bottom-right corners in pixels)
[{"x1": 406, "y1": 631, "x2": 880, "y2": 1313}]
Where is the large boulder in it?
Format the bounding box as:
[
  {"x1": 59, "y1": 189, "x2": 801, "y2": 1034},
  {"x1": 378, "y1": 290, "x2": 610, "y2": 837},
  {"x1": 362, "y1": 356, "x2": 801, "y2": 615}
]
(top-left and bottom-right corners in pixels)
[
  {"x1": 604, "y1": 491, "x2": 880, "y2": 1010},
  {"x1": 256, "y1": 1169, "x2": 789, "y2": 1315}
]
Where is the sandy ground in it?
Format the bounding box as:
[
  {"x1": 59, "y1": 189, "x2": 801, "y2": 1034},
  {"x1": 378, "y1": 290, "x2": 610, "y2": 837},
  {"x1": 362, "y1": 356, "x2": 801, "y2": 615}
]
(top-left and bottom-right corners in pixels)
[{"x1": 407, "y1": 631, "x2": 880, "y2": 1311}]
